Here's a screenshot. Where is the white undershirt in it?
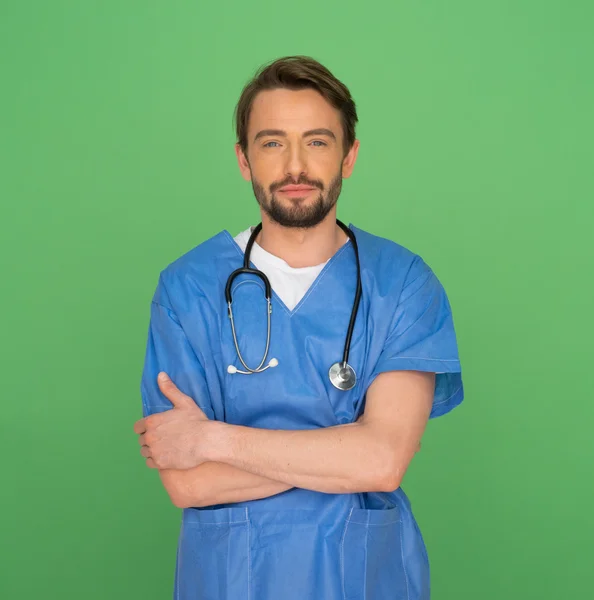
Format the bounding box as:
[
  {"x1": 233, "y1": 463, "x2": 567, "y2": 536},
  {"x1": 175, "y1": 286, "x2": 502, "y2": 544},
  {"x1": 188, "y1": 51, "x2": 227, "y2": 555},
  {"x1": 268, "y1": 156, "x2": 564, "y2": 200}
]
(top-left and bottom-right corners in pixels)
[{"x1": 234, "y1": 226, "x2": 329, "y2": 311}]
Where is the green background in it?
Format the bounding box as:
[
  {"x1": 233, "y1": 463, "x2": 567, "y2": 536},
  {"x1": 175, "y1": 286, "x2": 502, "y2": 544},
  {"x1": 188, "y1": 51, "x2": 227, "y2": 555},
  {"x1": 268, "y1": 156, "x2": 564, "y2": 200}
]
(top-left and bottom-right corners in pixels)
[{"x1": 2, "y1": 1, "x2": 592, "y2": 598}]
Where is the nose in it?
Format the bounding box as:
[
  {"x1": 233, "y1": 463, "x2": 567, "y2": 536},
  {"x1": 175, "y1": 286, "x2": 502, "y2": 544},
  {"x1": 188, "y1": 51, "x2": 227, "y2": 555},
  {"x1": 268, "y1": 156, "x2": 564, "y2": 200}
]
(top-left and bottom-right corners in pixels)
[{"x1": 284, "y1": 142, "x2": 308, "y2": 181}]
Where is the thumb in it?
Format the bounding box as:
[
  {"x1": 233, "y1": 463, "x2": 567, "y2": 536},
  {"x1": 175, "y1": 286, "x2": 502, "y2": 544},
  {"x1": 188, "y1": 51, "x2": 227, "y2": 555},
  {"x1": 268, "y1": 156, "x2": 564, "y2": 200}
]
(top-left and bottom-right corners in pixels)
[{"x1": 157, "y1": 372, "x2": 194, "y2": 409}]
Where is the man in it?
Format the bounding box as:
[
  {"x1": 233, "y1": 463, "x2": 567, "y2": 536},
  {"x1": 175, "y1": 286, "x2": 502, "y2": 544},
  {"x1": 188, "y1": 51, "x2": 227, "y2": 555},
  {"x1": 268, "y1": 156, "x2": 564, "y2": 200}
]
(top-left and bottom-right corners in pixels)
[{"x1": 135, "y1": 55, "x2": 464, "y2": 599}]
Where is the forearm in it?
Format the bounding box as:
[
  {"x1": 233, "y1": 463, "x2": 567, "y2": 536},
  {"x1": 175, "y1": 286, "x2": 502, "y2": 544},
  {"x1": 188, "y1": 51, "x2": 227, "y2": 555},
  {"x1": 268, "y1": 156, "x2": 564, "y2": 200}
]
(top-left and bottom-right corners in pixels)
[
  {"x1": 206, "y1": 421, "x2": 397, "y2": 494},
  {"x1": 160, "y1": 461, "x2": 293, "y2": 508}
]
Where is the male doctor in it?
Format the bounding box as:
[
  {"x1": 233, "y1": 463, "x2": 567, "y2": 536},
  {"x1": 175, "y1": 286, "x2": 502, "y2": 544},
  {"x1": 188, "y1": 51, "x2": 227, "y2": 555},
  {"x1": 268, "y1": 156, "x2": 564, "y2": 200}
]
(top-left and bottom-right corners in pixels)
[{"x1": 134, "y1": 55, "x2": 464, "y2": 599}]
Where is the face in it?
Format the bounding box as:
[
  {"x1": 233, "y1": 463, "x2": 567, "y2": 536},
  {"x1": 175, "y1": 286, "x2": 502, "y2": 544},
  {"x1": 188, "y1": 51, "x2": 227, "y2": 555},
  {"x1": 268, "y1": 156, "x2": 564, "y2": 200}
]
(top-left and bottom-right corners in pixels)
[{"x1": 235, "y1": 88, "x2": 359, "y2": 228}]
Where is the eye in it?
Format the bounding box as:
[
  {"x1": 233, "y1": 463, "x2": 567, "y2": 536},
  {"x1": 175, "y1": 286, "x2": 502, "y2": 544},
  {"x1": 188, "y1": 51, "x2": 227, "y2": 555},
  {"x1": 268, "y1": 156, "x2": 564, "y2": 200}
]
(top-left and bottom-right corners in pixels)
[{"x1": 263, "y1": 140, "x2": 327, "y2": 148}]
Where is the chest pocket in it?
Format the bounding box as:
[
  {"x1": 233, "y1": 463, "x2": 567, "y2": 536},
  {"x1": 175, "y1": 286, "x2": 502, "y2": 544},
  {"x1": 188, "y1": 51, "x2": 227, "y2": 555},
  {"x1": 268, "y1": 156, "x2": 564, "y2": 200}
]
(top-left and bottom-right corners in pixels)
[{"x1": 307, "y1": 298, "x2": 370, "y2": 425}]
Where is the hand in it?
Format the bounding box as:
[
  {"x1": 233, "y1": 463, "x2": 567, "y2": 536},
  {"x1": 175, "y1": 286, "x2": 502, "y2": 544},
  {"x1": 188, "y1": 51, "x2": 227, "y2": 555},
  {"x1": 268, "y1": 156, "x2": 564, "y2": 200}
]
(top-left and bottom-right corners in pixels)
[{"x1": 134, "y1": 372, "x2": 210, "y2": 470}]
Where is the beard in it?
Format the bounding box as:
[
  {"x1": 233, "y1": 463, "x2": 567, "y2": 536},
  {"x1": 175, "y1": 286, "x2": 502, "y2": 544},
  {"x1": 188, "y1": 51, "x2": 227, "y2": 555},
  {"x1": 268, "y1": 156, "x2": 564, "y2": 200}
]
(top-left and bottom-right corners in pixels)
[{"x1": 250, "y1": 171, "x2": 343, "y2": 229}]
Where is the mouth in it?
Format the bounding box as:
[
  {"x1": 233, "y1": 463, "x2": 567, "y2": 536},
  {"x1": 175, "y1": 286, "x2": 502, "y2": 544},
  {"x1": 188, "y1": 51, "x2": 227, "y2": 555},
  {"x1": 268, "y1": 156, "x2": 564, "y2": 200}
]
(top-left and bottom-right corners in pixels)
[{"x1": 278, "y1": 186, "x2": 317, "y2": 198}]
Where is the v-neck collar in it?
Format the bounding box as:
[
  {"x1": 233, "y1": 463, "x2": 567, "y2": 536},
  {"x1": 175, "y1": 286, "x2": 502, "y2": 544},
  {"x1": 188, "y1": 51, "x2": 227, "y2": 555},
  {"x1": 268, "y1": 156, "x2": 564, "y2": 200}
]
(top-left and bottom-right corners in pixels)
[{"x1": 223, "y1": 225, "x2": 354, "y2": 318}]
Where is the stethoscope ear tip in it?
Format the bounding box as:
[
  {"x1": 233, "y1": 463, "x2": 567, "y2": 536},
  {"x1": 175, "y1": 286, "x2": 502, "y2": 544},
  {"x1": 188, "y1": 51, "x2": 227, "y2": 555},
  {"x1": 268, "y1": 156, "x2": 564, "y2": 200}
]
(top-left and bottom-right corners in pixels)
[{"x1": 227, "y1": 358, "x2": 278, "y2": 375}]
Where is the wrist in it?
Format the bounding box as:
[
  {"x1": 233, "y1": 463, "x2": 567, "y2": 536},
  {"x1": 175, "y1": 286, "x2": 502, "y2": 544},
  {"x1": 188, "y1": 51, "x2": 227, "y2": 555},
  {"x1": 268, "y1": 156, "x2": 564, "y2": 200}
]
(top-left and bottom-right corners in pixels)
[{"x1": 202, "y1": 420, "x2": 234, "y2": 463}]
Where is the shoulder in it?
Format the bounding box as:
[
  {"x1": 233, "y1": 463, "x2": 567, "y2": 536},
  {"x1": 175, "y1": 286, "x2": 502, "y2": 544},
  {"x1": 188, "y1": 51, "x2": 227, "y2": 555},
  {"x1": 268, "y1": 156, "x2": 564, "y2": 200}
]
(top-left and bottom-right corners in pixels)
[
  {"x1": 350, "y1": 224, "x2": 433, "y2": 293},
  {"x1": 151, "y1": 230, "x2": 240, "y2": 308}
]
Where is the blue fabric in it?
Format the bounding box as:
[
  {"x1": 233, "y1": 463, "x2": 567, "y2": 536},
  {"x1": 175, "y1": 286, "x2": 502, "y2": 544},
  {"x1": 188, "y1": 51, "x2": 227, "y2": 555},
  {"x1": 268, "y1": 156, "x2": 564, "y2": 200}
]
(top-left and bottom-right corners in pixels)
[{"x1": 140, "y1": 224, "x2": 464, "y2": 599}]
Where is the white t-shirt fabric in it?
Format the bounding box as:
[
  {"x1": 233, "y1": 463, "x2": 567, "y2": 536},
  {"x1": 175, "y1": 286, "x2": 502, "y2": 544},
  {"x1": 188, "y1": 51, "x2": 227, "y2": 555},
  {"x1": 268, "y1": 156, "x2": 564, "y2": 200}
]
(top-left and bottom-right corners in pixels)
[{"x1": 233, "y1": 226, "x2": 329, "y2": 311}]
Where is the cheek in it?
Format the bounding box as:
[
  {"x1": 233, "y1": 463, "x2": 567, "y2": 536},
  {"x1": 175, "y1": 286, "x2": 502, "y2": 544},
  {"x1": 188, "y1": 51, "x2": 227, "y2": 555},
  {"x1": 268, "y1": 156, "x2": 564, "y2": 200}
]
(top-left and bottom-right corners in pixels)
[
  {"x1": 249, "y1": 157, "x2": 280, "y2": 180},
  {"x1": 313, "y1": 152, "x2": 342, "y2": 175}
]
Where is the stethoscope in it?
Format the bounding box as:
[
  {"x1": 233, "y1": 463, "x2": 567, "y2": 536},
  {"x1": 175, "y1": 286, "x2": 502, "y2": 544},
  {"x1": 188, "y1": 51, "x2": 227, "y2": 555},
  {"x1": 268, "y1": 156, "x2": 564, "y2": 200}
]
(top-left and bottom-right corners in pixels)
[{"x1": 225, "y1": 219, "x2": 362, "y2": 391}]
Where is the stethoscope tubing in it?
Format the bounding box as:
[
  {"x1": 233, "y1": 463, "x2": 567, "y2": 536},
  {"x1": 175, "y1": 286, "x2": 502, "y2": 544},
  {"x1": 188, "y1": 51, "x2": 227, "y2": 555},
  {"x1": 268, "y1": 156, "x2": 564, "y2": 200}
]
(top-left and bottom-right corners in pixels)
[{"x1": 225, "y1": 219, "x2": 361, "y2": 388}]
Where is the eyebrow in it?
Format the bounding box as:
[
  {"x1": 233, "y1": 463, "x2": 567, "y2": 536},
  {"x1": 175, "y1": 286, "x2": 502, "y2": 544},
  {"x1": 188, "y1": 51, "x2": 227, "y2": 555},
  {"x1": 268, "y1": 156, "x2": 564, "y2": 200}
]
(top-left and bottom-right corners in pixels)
[{"x1": 253, "y1": 128, "x2": 337, "y2": 143}]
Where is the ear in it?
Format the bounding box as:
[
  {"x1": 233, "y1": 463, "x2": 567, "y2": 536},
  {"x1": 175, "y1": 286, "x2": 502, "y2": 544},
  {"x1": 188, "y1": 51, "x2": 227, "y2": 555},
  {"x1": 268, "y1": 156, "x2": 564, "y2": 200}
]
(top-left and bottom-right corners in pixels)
[
  {"x1": 342, "y1": 139, "x2": 360, "y2": 179},
  {"x1": 235, "y1": 143, "x2": 252, "y2": 182}
]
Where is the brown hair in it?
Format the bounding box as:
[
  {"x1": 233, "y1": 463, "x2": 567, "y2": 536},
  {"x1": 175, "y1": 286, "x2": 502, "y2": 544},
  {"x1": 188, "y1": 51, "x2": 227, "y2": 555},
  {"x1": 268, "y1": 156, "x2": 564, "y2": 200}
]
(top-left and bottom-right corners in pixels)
[{"x1": 234, "y1": 55, "x2": 358, "y2": 159}]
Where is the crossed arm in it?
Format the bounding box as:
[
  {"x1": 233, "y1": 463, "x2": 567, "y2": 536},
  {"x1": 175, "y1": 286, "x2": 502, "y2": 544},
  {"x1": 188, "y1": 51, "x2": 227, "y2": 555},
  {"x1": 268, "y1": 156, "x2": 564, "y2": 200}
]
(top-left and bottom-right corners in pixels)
[{"x1": 157, "y1": 370, "x2": 434, "y2": 509}]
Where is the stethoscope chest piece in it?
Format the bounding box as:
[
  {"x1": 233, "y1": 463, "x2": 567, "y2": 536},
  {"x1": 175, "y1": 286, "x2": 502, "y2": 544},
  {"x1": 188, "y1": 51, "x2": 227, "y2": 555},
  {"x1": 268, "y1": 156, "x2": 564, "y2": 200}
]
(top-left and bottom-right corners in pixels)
[{"x1": 329, "y1": 362, "x2": 357, "y2": 391}]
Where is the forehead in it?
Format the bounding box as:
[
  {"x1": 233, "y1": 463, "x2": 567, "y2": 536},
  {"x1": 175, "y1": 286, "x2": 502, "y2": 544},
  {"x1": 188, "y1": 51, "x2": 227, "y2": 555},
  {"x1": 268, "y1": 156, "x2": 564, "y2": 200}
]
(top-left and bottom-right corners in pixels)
[{"x1": 248, "y1": 88, "x2": 341, "y2": 135}]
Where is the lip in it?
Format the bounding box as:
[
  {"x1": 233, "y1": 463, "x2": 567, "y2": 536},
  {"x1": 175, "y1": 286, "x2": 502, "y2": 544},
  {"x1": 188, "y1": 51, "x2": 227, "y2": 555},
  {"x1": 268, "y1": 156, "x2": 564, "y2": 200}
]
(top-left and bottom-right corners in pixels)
[{"x1": 279, "y1": 185, "x2": 316, "y2": 192}]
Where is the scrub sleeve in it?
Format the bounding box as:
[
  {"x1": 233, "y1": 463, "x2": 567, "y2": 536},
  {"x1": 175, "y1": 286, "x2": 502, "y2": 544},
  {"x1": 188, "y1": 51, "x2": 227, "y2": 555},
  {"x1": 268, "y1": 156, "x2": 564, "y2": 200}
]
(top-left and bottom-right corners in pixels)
[
  {"x1": 140, "y1": 275, "x2": 214, "y2": 419},
  {"x1": 370, "y1": 255, "x2": 464, "y2": 418}
]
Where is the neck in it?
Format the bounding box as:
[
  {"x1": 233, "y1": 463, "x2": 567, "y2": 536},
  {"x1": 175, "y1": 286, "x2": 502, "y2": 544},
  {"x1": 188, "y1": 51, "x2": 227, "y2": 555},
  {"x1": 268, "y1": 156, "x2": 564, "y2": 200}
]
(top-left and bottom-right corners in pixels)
[{"x1": 255, "y1": 211, "x2": 348, "y2": 268}]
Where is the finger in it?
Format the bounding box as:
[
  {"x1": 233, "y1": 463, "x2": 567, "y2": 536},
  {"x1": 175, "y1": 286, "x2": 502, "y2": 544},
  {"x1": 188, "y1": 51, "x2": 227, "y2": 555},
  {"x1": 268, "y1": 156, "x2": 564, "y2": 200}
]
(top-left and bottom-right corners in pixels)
[
  {"x1": 133, "y1": 419, "x2": 147, "y2": 434},
  {"x1": 157, "y1": 372, "x2": 194, "y2": 409}
]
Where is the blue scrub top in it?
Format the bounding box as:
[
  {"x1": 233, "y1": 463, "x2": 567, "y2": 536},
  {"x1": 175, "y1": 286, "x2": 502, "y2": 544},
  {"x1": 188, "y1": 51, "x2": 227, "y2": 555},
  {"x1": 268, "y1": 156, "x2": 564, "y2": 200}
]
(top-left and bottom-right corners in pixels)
[{"x1": 140, "y1": 224, "x2": 464, "y2": 600}]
